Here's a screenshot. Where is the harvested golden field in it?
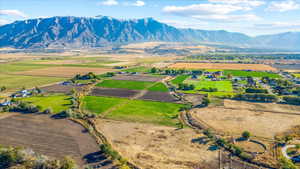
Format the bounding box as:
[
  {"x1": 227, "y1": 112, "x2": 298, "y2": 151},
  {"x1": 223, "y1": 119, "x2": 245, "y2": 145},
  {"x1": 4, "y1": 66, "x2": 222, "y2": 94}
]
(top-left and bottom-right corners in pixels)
[
  {"x1": 224, "y1": 100, "x2": 300, "y2": 115},
  {"x1": 96, "y1": 119, "x2": 219, "y2": 169},
  {"x1": 168, "y1": 63, "x2": 277, "y2": 71},
  {"x1": 190, "y1": 107, "x2": 300, "y2": 139},
  {"x1": 14, "y1": 66, "x2": 114, "y2": 77}
]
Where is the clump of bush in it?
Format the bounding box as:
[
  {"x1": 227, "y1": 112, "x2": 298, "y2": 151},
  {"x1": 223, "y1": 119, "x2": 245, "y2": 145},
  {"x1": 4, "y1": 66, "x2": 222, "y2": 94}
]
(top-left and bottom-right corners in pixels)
[
  {"x1": 0, "y1": 145, "x2": 77, "y2": 169},
  {"x1": 282, "y1": 96, "x2": 300, "y2": 105},
  {"x1": 245, "y1": 88, "x2": 268, "y2": 94},
  {"x1": 234, "y1": 93, "x2": 278, "y2": 102}
]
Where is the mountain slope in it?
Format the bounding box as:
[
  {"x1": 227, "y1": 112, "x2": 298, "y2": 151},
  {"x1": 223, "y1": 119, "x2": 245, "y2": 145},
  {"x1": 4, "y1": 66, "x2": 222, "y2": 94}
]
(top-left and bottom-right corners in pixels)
[{"x1": 0, "y1": 16, "x2": 299, "y2": 50}]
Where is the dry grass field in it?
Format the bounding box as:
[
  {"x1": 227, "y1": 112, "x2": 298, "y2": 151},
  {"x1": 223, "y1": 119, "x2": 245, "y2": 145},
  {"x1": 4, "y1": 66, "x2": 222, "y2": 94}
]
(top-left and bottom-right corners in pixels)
[
  {"x1": 168, "y1": 63, "x2": 277, "y2": 71},
  {"x1": 0, "y1": 113, "x2": 100, "y2": 166},
  {"x1": 37, "y1": 59, "x2": 92, "y2": 65},
  {"x1": 224, "y1": 100, "x2": 300, "y2": 115},
  {"x1": 14, "y1": 66, "x2": 114, "y2": 77},
  {"x1": 190, "y1": 107, "x2": 300, "y2": 139},
  {"x1": 96, "y1": 119, "x2": 219, "y2": 169}
]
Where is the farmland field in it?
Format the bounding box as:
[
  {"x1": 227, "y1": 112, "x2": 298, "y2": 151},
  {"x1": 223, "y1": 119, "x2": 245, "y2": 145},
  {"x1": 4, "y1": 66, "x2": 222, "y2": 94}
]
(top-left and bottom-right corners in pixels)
[
  {"x1": 0, "y1": 74, "x2": 65, "y2": 91},
  {"x1": 82, "y1": 96, "x2": 127, "y2": 115},
  {"x1": 123, "y1": 66, "x2": 150, "y2": 73},
  {"x1": 96, "y1": 119, "x2": 219, "y2": 169},
  {"x1": 96, "y1": 79, "x2": 154, "y2": 90},
  {"x1": 41, "y1": 84, "x2": 85, "y2": 94},
  {"x1": 224, "y1": 70, "x2": 280, "y2": 78},
  {"x1": 190, "y1": 106, "x2": 300, "y2": 139},
  {"x1": 293, "y1": 73, "x2": 300, "y2": 78},
  {"x1": 138, "y1": 91, "x2": 179, "y2": 103},
  {"x1": 20, "y1": 95, "x2": 71, "y2": 113},
  {"x1": 171, "y1": 75, "x2": 190, "y2": 84},
  {"x1": 168, "y1": 63, "x2": 276, "y2": 71},
  {"x1": 90, "y1": 87, "x2": 140, "y2": 98},
  {"x1": 185, "y1": 80, "x2": 233, "y2": 92},
  {"x1": 112, "y1": 74, "x2": 165, "y2": 82},
  {"x1": 14, "y1": 66, "x2": 114, "y2": 78},
  {"x1": 148, "y1": 82, "x2": 169, "y2": 92},
  {"x1": 0, "y1": 113, "x2": 100, "y2": 166},
  {"x1": 106, "y1": 99, "x2": 184, "y2": 126}
]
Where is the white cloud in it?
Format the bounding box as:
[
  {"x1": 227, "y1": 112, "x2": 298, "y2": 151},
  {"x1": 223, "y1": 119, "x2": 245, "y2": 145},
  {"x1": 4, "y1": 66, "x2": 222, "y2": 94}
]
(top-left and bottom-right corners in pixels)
[
  {"x1": 266, "y1": 0, "x2": 299, "y2": 12},
  {"x1": 163, "y1": 4, "x2": 250, "y2": 16},
  {"x1": 193, "y1": 14, "x2": 261, "y2": 22},
  {"x1": 160, "y1": 19, "x2": 209, "y2": 29},
  {"x1": 208, "y1": 0, "x2": 265, "y2": 7},
  {"x1": 162, "y1": 3, "x2": 260, "y2": 22},
  {"x1": 0, "y1": 10, "x2": 27, "y2": 18},
  {"x1": 255, "y1": 21, "x2": 300, "y2": 29},
  {"x1": 99, "y1": 0, "x2": 118, "y2": 6},
  {"x1": 133, "y1": 1, "x2": 145, "y2": 7}
]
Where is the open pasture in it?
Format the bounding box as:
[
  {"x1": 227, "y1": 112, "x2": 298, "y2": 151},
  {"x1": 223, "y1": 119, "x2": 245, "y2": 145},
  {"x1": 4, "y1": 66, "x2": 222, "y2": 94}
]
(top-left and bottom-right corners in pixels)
[
  {"x1": 168, "y1": 63, "x2": 277, "y2": 71},
  {"x1": 148, "y1": 82, "x2": 169, "y2": 92},
  {"x1": 41, "y1": 84, "x2": 85, "y2": 94},
  {"x1": 123, "y1": 66, "x2": 150, "y2": 73},
  {"x1": 0, "y1": 113, "x2": 99, "y2": 166},
  {"x1": 190, "y1": 106, "x2": 300, "y2": 139},
  {"x1": 90, "y1": 87, "x2": 140, "y2": 98},
  {"x1": 14, "y1": 66, "x2": 114, "y2": 78},
  {"x1": 20, "y1": 95, "x2": 71, "y2": 113},
  {"x1": 112, "y1": 74, "x2": 165, "y2": 82},
  {"x1": 96, "y1": 79, "x2": 154, "y2": 90},
  {"x1": 107, "y1": 99, "x2": 185, "y2": 126},
  {"x1": 224, "y1": 70, "x2": 280, "y2": 78},
  {"x1": 185, "y1": 80, "x2": 233, "y2": 92},
  {"x1": 171, "y1": 75, "x2": 190, "y2": 85},
  {"x1": 138, "y1": 91, "x2": 179, "y2": 103},
  {"x1": 0, "y1": 74, "x2": 64, "y2": 91}
]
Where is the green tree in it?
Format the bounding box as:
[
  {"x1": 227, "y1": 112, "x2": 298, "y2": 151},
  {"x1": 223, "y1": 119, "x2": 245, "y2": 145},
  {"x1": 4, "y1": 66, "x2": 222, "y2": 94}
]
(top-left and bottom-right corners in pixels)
[
  {"x1": 242, "y1": 131, "x2": 251, "y2": 140},
  {"x1": 279, "y1": 157, "x2": 297, "y2": 169}
]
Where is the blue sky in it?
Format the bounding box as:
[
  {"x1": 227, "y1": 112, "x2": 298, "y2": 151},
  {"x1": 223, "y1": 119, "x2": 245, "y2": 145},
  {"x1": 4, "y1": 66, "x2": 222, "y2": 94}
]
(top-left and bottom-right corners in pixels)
[{"x1": 1, "y1": 0, "x2": 300, "y2": 36}]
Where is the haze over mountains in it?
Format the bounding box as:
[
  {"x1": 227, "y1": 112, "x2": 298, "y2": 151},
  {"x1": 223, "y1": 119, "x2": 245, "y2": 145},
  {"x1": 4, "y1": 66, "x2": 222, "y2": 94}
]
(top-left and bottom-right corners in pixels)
[{"x1": 0, "y1": 16, "x2": 299, "y2": 50}]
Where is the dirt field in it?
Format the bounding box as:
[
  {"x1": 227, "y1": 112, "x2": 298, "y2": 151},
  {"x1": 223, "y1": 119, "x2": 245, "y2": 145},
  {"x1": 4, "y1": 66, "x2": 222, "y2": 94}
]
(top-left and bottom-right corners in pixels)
[
  {"x1": 90, "y1": 87, "x2": 140, "y2": 98},
  {"x1": 0, "y1": 113, "x2": 105, "y2": 167},
  {"x1": 168, "y1": 63, "x2": 277, "y2": 71},
  {"x1": 138, "y1": 91, "x2": 179, "y2": 103},
  {"x1": 224, "y1": 99, "x2": 300, "y2": 115},
  {"x1": 190, "y1": 107, "x2": 300, "y2": 139},
  {"x1": 235, "y1": 141, "x2": 265, "y2": 153},
  {"x1": 96, "y1": 119, "x2": 219, "y2": 169},
  {"x1": 112, "y1": 75, "x2": 166, "y2": 82},
  {"x1": 14, "y1": 67, "x2": 114, "y2": 77},
  {"x1": 41, "y1": 84, "x2": 86, "y2": 94}
]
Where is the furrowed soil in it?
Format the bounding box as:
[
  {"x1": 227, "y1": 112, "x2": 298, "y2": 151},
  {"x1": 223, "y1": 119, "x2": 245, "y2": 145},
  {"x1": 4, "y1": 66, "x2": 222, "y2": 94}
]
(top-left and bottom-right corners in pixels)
[
  {"x1": 95, "y1": 119, "x2": 219, "y2": 169},
  {"x1": 0, "y1": 113, "x2": 102, "y2": 167},
  {"x1": 168, "y1": 63, "x2": 276, "y2": 71}
]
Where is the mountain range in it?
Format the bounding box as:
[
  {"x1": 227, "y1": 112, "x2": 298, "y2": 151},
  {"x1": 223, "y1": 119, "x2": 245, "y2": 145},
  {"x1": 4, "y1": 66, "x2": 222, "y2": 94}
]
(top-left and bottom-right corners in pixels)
[{"x1": 0, "y1": 16, "x2": 299, "y2": 50}]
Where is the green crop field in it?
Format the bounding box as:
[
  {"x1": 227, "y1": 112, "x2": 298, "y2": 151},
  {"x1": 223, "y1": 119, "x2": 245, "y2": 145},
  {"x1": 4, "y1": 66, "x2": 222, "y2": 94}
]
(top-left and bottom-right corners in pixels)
[
  {"x1": 0, "y1": 63, "x2": 50, "y2": 74},
  {"x1": 185, "y1": 80, "x2": 233, "y2": 92},
  {"x1": 0, "y1": 74, "x2": 65, "y2": 91},
  {"x1": 106, "y1": 99, "x2": 184, "y2": 126},
  {"x1": 83, "y1": 95, "x2": 185, "y2": 126},
  {"x1": 96, "y1": 79, "x2": 154, "y2": 90},
  {"x1": 171, "y1": 75, "x2": 190, "y2": 85},
  {"x1": 20, "y1": 95, "x2": 71, "y2": 113},
  {"x1": 148, "y1": 82, "x2": 169, "y2": 92},
  {"x1": 293, "y1": 73, "x2": 300, "y2": 78},
  {"x1": 82, "y1": 96, "x2": 126, "y2": 114},
  {"x1": 224, "y1": 70, "x2": 280, "y2": 78},
  {"x1": 123, "y1": 66, "x2": 150, "y2": 73}
]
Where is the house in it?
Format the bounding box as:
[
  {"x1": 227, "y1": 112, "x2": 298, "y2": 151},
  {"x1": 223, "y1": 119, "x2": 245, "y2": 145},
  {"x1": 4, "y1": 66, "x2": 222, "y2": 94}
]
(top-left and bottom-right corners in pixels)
[
  {"x1": 11, "y1": 89, "x2": 31, "y2": 98},
  {"x1": 61, "y1": 81, "x2": 72, "y2": 86}
]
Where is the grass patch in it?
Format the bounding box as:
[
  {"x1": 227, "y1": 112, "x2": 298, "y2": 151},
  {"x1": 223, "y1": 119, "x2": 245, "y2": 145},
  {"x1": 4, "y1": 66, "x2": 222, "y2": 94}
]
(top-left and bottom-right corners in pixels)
[
  {"x1": 96, "y1": 80, "x2": 154, "y2": 90},
  {"x1": 0, "y1": 64, "x2": 49, "y2": 74},
  {"x1": 123, "y1": 66, "x2": 150, "y2": 73},
  {"x1": 171, "y1": 75, "x2": 190, "y2": 85},
  {"x1": 148, "y1": 83, "x2": 169, "y2": 92},
  {"x1": 106, "y1": 99, "x2": 185, "y2": 126},
  {"x1": 293, "y1": 73, "x2": 300, "y2": 78},
  {"x1": 82, "y1": 96, "x2": 126, "y2": 115},
  {"x1": 20, "y1": 95, "x2": 71, "y2": 113},
  {"x1": 0, "y1": 74, "x2": 65, "y2": 91},
  {"x1": 224, "y1": 70, "x2": 280, "y2": 78},
  {"x1": 185, "y1": 80, "x2": 233, "y2": 92}
]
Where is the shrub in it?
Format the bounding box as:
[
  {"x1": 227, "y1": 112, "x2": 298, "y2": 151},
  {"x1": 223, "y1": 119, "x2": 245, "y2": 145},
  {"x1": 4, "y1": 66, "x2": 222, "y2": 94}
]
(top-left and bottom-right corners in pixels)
[
  {"x1": 245, "y1": 88, "x2": 268, "y2": 94},
  {"x1": 283, "y1": 96, "x2": 300, "y2": 105},
  {"x1": 242, "y1": 131, "x2": 251, "y2": 140}
]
